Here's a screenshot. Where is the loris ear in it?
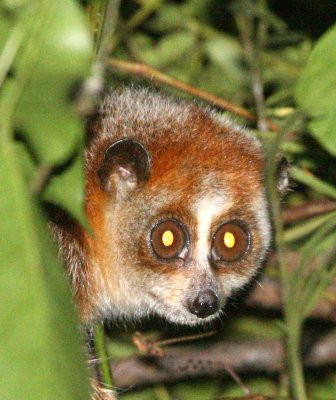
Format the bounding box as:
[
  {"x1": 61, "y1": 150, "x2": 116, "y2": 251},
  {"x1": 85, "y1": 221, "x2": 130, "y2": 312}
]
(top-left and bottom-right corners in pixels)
[
  {"x1": 98, "y1": 138, "x2": 151, "y2": 199},
  {"x1": 277, "y1": 157, "x2": 290, "y2": 195}
]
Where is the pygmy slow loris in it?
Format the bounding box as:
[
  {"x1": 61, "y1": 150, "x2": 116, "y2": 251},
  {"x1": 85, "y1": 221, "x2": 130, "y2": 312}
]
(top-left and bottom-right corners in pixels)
[{"x1": 52, "y1": 87, "x2": 286, "y2": 399}]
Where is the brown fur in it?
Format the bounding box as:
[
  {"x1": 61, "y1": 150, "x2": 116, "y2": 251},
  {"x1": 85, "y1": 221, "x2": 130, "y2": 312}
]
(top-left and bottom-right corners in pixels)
[
  {"x1": 52, "y1": 87, "x2": 271, "y2": 326},
  {"x1": 49, "y1": 87, "x2": 277, "y2": 399}
]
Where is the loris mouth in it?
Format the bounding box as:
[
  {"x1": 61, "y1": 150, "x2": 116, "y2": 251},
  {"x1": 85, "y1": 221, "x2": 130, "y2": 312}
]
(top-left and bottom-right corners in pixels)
[{"x1": 154, "y1": 303, "x2": 223, "y2": 327}]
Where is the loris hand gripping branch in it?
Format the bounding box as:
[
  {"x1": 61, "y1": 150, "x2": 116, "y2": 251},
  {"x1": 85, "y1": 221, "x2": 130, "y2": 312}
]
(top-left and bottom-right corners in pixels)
[{"x1": 52, "y1": 88, "x2": 287, "y2": 399}]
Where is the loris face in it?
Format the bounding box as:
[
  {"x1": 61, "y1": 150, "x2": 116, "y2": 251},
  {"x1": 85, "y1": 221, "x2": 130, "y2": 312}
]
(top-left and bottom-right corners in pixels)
[{"x1": 76, "y1": 88, "x2": 274, "y2": 325}]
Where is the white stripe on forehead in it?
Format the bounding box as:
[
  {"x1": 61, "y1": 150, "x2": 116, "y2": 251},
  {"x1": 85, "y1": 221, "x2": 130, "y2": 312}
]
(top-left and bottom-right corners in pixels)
[{"x1": 193, "y1": 193, "x2": 232, "y2": 262}]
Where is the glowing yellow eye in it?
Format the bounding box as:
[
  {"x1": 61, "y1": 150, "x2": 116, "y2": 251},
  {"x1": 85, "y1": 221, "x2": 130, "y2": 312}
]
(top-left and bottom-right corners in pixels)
[
  {"x1": 162, "y1": 230, "x2": 174, "y2": 247},
  {"x1": 224, "y1": 232, "x2": 235, "y2": 248}
]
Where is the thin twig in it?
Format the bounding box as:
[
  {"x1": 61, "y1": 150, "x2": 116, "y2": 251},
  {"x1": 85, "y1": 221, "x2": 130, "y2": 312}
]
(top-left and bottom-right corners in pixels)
[
  {"x1": 107, "y1": 58, "x2": 280, "y2": 131},
  {"x1": 132, "y1": 332, "x2": 164, "y2": 357},
  {"x1": 76, "y1": 0, "x2": 122, "y2": 117},
  {"x1": 91, "y1": 0, "x2": 121, "y2": 65},
  {"x1": 132, "y1": 330, "x2": 217, "y2": 357},
  {"x1": 30, "y1": 164, "x2": 52, "y2": 195},
  {"x1": 154, "y1": 330, "x2": 217, "y2": 347},
  {"x1": 235, "y1": 13, "x2": 268, "y2": 131},
  {"x1": 222, "y1": 364, "x2": 251, "y2": 396}
]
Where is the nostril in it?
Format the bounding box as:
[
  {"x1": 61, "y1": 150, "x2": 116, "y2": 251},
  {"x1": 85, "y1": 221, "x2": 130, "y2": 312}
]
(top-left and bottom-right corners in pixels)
[{"x1": 187, "y1": 289, "x2": 219, "y2": 318}]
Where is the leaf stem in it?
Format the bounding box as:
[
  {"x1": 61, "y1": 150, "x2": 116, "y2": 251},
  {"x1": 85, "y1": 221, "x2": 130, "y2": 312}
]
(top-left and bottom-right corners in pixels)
[
  {"x1": 94, "y1": 324, "x2": 113, "y2": 389},
  {"x1": 235, "y1": 10, "x2": 268, "y2": 131},
  {"x1": 265, "y1": 116, "x2": 308, "y2": 400},
  {"x1": 286, "y1": 320, "x2": 307, "y2": 400}
]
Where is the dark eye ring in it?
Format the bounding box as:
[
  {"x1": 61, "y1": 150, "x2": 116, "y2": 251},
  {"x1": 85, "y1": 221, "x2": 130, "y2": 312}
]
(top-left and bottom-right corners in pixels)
[
  {"x1": 150, "y1": 219, "x2": 189, "y2": 260},
  {"x1": 211, "y1": 221, "x2": 250, "y2": 263}
]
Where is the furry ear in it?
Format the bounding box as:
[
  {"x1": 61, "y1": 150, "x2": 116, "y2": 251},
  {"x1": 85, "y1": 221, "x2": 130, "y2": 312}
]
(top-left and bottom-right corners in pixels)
[
  {"x1": 277, "y1": 157, "x2": 290, "y2": 195},
  {"x1": 98, "y1": 139, "x2": 151, "y2": 198}
]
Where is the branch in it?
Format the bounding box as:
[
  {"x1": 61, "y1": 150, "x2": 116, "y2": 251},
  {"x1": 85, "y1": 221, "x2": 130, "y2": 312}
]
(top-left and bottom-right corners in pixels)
[
  {"x1": 107, "y1": 58, "x2": 280, "y2": 132},
  {"x1": 218, "y1": 394, "x2": 288, "y2": 400},
  {"x1": 283, "y1": 200, "x2": 336, "y2": 224},
  {"x1": 245, "y1": 274, "x2": 336, "y2": 322},
  {"x1": 111, "y1": 329, "x2": 336, "y2": 389}
]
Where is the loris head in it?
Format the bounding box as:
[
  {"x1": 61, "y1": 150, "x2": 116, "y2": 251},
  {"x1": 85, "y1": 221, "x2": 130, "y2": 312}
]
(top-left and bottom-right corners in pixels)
[{"x1": 64, "y1": 88, "x2": 282, "y2": 326}]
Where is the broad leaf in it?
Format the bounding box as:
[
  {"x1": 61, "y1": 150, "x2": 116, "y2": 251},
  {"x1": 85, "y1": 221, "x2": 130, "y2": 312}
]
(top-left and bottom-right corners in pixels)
[
  {"x1": 0, "y1": 1, "x2": 91, "y2": 398},
  {"x1": 44, "y1": 149, "x2": 87, "y2": 228},
  {"x1": 0, "y1": 136, "x2": 89, "y2": 400},
  {"x1": 14, "y1": 0, "x2": 91, "y2": 165},
  {"x1": 295, "y1": 23, "x2": 336, "y2": 155},
  {"x1": 290, "y1": 166, "x2": 336, "y2": 199}
]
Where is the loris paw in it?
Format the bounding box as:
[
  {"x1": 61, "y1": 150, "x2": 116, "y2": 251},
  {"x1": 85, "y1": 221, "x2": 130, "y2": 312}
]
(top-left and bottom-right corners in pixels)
[{"x1": 91, "y1": 379, "x2": 116, "y2": 400}]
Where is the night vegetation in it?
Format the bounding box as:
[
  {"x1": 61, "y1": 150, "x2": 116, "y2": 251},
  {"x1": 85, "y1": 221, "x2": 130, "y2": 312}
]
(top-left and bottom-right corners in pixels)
[{"x1": 1, "y1": 1, "x2": 336, "y2": 399}]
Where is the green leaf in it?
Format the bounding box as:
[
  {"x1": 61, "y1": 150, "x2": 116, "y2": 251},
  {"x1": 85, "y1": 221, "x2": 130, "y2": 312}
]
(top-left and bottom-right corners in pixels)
[
  {"x1": 284, "y1": 212, "x2": 336, "y2": 243},
  {"x1": 0, "y1": 128, "x2": 89, "y2": 400},
  {"x1": 295, "y1": 23, "x2": 336, "y2": 155},
  {"x1": 43, "y1": 149, "x2": 87, "y2": 228},
  {"x1": 290, "y1": 166, "x2": 336, "y2": 199},
  {"x1": 0, "y1": 14, "x2": 26, "y2": 87},
  {"x1": 14, "y1": 142, "x2": 35, "y2": 183},
  {"x1": 108, "y1": 336, "x2": 135, "y2": 359},
  {"x1": 309, "y1": 372, "x2": 336, "y2": 398},
  {"x1": 121, "y1": 388, "x2": 156, "y2": 400},
  {"x1": 0, "y1": 0, "x2": 92, "y2": 230},
  {"x1": 1, "y1": 0, "x2": 28, "y2": 11},
  {"x1": 13, "y1": 0, "x2": 91, "y2": 165},
  {"x1": 204, "y1": 35, "x2": 243, "y2": 81},
  {"x1": 147, "y1": 4, "x2": 186, "y2": 32},
  {"x1": 0, "y1": 1, "x2": 91, "y2": 398},
  {"x1": 172, "y1": 380, "x2": 218, "y2": 400},
  {"x1": 131, "y1": 31, "x2": 196, "y2": 68}
]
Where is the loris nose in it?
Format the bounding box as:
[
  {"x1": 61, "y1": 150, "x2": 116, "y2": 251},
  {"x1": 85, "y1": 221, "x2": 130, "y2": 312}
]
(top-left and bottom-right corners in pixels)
[{"x1": 187, "y1": 289, "x2": 219, "y2": 318}]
